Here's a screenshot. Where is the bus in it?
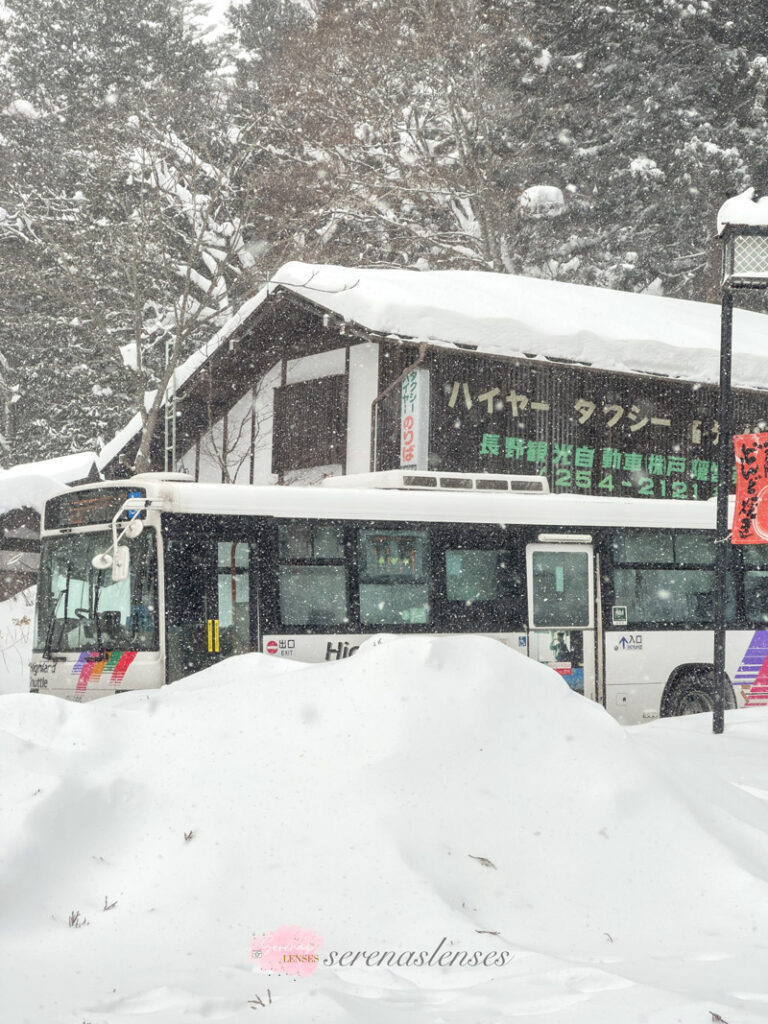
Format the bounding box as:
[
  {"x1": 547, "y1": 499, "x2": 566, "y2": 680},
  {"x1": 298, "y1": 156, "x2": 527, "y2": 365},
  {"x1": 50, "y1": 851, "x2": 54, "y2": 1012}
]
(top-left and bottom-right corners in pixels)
[{"x1": 29, "y1": 469, "x2": 768, "y2": 722}]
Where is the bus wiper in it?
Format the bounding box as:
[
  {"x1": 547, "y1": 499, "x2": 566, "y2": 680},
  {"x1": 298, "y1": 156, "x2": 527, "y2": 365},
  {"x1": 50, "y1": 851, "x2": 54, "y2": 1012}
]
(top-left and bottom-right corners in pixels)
[
  {"x1": 44, "y1": 557, "x2": 73, "y2": 661},
  {"x1": 42, "y1": 589, "x2": 66, "y2": 662},
  {"x1": 90, "y1": 567, "x2": 108, "y2": 660}
]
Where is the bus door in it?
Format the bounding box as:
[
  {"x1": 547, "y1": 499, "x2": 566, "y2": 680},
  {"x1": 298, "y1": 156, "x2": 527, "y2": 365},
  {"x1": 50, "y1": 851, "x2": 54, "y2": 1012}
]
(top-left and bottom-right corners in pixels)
[
  {"x1": 525, "y1": 541, "x2": 597, "y2": 699},
  {"x1": 164, "y1": 521, "x2": 255, "y2": 682}
]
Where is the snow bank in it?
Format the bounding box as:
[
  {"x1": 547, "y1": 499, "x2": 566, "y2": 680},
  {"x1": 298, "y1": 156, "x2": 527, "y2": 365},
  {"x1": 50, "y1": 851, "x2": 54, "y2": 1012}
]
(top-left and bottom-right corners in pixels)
[
  {"x1": 0, "y1": 588, "x2": 33, "y2": 695},
  {"x1": 2, "y1": 635, "x2": 768, "y2": 1023}
]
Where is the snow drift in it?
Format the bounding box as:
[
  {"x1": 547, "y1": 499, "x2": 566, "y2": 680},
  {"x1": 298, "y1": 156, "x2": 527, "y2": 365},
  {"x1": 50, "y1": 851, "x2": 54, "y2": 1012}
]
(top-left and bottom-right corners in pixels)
[{"x1": 2, "y1": 635, "x2": 768, "y2": 1023}]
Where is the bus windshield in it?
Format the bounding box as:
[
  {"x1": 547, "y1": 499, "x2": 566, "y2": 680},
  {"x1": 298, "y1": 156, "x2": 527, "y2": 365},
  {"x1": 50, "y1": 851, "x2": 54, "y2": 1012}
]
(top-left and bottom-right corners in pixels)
[{"x1": 34, "y1": 530, "x2": 159, "y2": 654}]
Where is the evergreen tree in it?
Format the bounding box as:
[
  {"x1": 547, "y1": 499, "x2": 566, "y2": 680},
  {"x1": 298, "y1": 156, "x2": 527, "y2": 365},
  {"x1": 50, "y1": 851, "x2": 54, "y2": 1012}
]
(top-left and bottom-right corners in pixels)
[{"x1": 0, "y1": 0, "x2": 244, "y2": 465}]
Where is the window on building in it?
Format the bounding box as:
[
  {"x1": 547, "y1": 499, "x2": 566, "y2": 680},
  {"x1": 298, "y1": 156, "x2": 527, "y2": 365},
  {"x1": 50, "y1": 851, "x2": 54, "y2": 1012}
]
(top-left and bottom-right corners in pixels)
[
  {"x1": 272, "y1": 376, "x2": 347, "y2": 474},
  {"x1": 277, "y1": 522, "x2": 349, "y2": 626}
]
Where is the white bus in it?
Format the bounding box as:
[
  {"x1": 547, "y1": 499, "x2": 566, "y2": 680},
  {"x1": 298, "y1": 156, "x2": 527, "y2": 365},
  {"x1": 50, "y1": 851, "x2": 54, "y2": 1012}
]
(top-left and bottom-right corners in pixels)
[{"x1": 29, "y1": 470, "x2": 768, "y2": 722}]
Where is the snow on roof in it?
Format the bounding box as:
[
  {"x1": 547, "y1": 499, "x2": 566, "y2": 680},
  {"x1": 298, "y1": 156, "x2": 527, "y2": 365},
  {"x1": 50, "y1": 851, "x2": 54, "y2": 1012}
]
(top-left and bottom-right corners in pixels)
[
  {"x1": 275, "y1": 261, "x2": 768, "y2": 390},
  {"x1": 0, "y1": 452, "x2": 98, "y2": 517},
  {"x1": 98, "y1": 261, "x2": 768, "y2": 466},
  {"x1": 0, "y1": 475, "x2": 66, "y2": 518},
  {"x1": 717, "y1": 187, "x2": 768, "y2": 234},
  {"x1": 1, "y1": 451, "x2": 96, "y2": 484}
]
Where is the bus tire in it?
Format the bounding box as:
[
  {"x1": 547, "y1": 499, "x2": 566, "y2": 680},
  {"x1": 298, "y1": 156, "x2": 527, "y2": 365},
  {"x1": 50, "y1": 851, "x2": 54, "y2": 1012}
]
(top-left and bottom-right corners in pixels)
[{"x1": 660, "y1": 668, "x2": 736, "y2": 718}]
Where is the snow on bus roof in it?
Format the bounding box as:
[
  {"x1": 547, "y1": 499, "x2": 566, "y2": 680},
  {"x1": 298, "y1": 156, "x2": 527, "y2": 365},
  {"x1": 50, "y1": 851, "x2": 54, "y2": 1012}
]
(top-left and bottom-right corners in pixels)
[
  {"x1": 98, "y1": 260, "x2": 768, "y2": 469},
  {"x1": 59, "y1": 476, "x2": 721, "y2": 533}
]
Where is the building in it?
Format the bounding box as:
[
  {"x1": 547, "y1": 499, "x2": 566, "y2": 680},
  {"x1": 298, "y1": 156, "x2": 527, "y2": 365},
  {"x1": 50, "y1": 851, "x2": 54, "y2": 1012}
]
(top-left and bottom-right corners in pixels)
[{"x1": 99, "y1": 262, "x2": 768, "y2": 501}]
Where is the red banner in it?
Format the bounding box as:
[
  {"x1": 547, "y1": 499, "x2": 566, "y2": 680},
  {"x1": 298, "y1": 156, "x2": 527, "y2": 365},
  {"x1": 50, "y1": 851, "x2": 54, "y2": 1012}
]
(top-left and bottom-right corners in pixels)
[{"x1": 732, "y1": 432, "x2": 768, "y2": 544}]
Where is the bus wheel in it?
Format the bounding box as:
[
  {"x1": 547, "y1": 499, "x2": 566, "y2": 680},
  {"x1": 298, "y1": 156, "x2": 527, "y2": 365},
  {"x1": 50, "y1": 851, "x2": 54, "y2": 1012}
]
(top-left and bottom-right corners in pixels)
[{"x1": 661, "y1": 670, "x2": 734, "y2": 718}]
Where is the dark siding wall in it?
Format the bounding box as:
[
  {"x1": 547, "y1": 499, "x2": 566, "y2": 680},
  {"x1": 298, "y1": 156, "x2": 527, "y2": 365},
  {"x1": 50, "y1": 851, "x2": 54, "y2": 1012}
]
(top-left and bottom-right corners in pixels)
[
  {"x1": 378, "y1": 344, "x2": 768, "y2": 500},
  {"x1": 272, "y1": 375, "x2": 348, "y2": 474}
]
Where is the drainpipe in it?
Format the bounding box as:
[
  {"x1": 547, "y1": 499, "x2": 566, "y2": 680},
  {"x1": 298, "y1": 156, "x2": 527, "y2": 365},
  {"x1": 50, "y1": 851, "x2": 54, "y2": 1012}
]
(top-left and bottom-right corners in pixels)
[{"x1": 369, "y1": 342, "x2": 429, "y2": 473}]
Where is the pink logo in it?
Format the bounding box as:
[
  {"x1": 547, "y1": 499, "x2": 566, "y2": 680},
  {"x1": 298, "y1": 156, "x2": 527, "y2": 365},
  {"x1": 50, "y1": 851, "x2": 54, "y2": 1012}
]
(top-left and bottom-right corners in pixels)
[
  {"x1": 250, "y1": 926, "x2": 323, "y2": 976},
  {"x1": 265, "y1": 640, "x2": 278, "y2": 655}
]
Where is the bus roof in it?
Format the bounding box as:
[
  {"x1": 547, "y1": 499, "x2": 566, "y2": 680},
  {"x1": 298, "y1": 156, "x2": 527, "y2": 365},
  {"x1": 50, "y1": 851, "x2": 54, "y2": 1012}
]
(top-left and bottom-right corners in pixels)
[{"x1": 44, "y1": 475, "x2": 723, "y2": 532}]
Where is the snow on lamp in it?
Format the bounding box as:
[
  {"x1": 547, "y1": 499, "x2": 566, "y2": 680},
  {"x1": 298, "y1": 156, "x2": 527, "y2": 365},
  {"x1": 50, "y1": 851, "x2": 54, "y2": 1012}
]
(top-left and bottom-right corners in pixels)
[{"x1": 718, "y1": 188, "x2": 768, "y2": 288}]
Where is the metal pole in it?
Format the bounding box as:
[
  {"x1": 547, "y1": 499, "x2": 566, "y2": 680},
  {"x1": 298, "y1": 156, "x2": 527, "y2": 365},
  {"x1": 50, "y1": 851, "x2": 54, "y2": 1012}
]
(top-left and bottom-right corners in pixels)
[{"x1": 713, "y1": 288, "x2": 733, "y2": 734}]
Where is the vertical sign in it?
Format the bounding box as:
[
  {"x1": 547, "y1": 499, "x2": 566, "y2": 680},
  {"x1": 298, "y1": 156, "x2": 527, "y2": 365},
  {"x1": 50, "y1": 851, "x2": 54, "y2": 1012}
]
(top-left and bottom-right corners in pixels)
[
  {"x1": 732, "y1": 432, "x2": 768, "y2": 543},
  {"x1": 400, "y1": 368, "x2": 430, "y2": 469}
]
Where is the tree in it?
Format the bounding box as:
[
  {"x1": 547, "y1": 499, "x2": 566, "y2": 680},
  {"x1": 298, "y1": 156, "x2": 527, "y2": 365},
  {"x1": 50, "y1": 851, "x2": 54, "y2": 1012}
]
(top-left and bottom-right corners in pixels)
[
  {"x1": 229, "y1": 0, "x2": 537, "y2": 272},
  {"x1": 0, "y1": 0, "x2": 245, "y2": 465},
  {"x1": 1, "y1": 116, "x2": 256, "y2": 472},
  {"x1": 0, "y1": 0, "x2": 216, "y2": 123}
]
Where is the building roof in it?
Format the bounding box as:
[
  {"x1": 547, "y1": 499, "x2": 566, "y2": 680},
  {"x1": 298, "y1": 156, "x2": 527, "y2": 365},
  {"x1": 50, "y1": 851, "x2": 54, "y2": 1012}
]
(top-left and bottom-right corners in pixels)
[
  {"x1": 0, "y1": 452, "x2": 99, "y2": 517},
  {"x1": 273, "y1": 262, "x2": 768, "y2": 388},
  {"x1": 96, "y1": 262, "x2": 768, "y2": 471}
]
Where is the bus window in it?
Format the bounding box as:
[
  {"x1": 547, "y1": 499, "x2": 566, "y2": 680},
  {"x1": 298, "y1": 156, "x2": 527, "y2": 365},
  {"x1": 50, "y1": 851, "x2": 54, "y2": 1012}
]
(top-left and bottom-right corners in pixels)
[
  {"x1": 217, "y1": 542, "x2": 250, "y2": 654},
  {"x1": 358, "y1": 528, "x2": 430, "y2": 626},
  {"x1": 611, "y1": 530, "x2": 674, "y2": 564},
  {"x1": 610, "y1": 529, "x2": 735, "y2": 626},
  {"x1": 530, "y1": 550, "x2": 590, "y2": 627},
  {"x1": 445, "y1": 549, "x2": 501, "y2": 603},
  {"x1": 35, "y1": 530, "x2": 158, "y2": 652},
  {"x1": 440, "y1": 532, "x2": 524, "y2": 631},
  {"x1": 742, "y1": 546, "x2": 768, "y2": 626},
  {"x1": 278, "y1": 522, "x2": 349, "y2": 627}
]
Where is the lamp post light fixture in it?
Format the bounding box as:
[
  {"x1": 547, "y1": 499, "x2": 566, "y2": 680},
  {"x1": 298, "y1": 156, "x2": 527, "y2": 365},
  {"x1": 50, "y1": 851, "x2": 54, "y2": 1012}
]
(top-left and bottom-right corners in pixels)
[{"x1": 715, "y1": 189, "x2": 768, "y2": 734}]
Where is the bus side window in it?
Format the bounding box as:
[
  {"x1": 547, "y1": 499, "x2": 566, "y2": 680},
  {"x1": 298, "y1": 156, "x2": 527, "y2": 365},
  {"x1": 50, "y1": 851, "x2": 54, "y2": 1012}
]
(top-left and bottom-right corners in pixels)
[
  {"x1": 531, "y1": 550, "x2": 590, "y2": 627},
  {"x1": 609, "y1": 529, "x2": 736, "y2": 626},
  {"x1": 358, "y1": 528, "x2": 430, "y2": 626},
  {"x1": 217, "y1": 542, "x2": 251, "y2": 655},
  {"x1": 277, "y1": 522, "x2": 349, "y2": 627},
  {"x1": 742, "y1": 547, "x2": 768, "y2": 627},
  {"x1": 440, "y1": 532, "x2": 524, "y2": 631}
]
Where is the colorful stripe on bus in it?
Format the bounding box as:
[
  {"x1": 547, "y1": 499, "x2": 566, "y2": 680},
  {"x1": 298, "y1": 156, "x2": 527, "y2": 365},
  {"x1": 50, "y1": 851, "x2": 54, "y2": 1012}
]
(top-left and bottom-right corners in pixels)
[
  {"x1": 734, "y1": 632, "x2": 768, "y2": 706},
  {"x1": 72, "y1": 651, "x2": 137, "y2": 693}
]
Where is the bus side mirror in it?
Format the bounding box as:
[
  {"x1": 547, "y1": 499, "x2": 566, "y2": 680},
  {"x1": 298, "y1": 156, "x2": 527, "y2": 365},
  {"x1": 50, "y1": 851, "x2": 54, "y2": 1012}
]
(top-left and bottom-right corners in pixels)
[
  {"x1": 124, "y1": 519, "x2": 144, "y2": 539},
  {"x1": 112, "y1": 545, "x2": 130, "y2": 582}
]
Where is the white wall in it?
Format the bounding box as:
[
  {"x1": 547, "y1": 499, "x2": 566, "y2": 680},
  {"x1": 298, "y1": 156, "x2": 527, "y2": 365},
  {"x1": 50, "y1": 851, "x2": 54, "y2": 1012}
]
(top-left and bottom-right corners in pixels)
[
  {"x1": 346, "y1": 343, "x2": 380, "y2": 475},
  {"x1": 179, "y1": 341, "x2": 380, "y2": 484},
  {"x1": 286, "y1": 348, "x2": 346, "y2": 384}
]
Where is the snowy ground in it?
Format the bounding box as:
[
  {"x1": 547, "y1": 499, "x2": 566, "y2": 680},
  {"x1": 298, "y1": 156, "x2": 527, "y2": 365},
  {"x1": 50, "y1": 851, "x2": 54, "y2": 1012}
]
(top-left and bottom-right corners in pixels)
[
  {"x1": 0, "y1": 588, "x2": 34, "y2": 696},
  {"x1": 2, "y1": 635, "x2": 768, "y2": 1024}
]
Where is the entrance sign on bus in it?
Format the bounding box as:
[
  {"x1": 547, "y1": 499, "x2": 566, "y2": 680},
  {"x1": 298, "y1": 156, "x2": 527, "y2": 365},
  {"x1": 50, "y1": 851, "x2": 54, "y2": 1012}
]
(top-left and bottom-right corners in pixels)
[
  {"x1": 732, "y1": 432, "x2": 768, "y2": 544},
  {"x1": 400, "y1": 368, "x2": 430, "y2": 470}
]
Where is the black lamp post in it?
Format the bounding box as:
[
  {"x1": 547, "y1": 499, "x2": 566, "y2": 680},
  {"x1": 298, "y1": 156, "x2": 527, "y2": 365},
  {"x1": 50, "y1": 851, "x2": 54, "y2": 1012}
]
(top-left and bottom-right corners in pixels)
[{"x1": 715, "y1": 193, "x2": 768, "y2": 734}]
